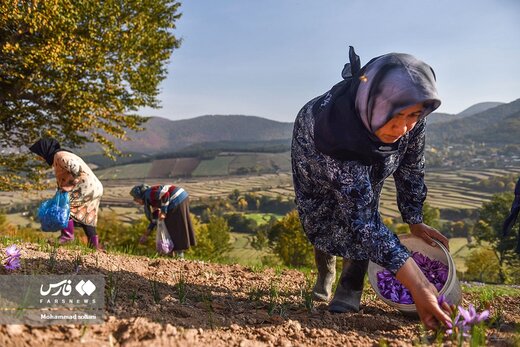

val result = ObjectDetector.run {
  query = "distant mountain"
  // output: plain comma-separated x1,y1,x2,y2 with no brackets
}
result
465,111,520,144
427,112,453,124
427,102,504,124
88,115,294,154
456,102,505,118
427,99,520,144
80,101,518,160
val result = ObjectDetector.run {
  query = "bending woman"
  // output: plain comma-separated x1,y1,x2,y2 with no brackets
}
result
30,138,103,249
130,184,196,257
291,47,451,329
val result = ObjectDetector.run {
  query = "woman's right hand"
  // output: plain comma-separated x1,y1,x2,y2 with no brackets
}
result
60,185,74,192
396,258,451,330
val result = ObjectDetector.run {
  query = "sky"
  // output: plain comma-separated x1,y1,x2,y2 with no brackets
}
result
139,0,520,123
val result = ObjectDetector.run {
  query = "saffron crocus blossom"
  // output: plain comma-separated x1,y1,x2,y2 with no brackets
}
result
4,245,21,271
377,252,448,304
5,257,21,271
437,294,446,305
445,312,470,337
444,304,490,339
458,304,490,325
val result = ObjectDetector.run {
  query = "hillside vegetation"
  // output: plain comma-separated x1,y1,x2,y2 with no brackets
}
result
427,99,520,145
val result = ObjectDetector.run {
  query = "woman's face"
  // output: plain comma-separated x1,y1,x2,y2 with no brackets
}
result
375,103,423,143
133,198,144,205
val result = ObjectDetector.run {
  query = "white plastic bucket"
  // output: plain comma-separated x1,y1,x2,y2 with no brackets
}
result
367,234,462,315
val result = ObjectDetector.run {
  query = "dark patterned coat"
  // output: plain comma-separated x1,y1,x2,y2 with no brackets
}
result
291,97,427,273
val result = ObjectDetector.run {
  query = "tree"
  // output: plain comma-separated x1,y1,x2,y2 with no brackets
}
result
225,213,257,234
268,210,314,268
0,0,181,190
189,215,232,261
423,202,441,230
237,198,248,211
464,247,501,283
228,189,240,202
472,192,518,283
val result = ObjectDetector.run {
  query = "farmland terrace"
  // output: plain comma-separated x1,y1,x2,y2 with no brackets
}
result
1,168,519,222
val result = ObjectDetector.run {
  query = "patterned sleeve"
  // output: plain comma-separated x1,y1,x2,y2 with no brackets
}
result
333,163,410,273
393,120,427,225
145,207,159,232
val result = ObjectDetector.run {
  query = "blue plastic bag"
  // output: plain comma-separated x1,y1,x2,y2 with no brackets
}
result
38,190,70,232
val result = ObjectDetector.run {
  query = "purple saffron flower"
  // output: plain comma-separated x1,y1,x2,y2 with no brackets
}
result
4,257,21,271
443,304,490,340
5,245,21,258
445,313,470,337
437,294,447,306
160,241,173,254
458,304,490,325
4,244,21,271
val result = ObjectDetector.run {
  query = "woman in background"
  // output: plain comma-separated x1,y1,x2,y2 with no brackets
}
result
130,184,196,258
30,138,103,249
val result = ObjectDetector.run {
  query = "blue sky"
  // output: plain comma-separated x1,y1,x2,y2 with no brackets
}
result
140,0,520,122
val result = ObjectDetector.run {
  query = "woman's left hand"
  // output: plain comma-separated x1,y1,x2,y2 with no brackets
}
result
139,234,149,244
159,213,166,220
410,223,449,250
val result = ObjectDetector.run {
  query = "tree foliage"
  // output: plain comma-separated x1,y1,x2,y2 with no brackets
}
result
423,202,441,230
0,0,181,190
268,210,314,268
464,247,501,283
189,215,232,262
472,192,518,283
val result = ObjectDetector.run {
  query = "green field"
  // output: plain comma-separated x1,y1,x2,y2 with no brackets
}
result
228,232,269,266
192,156,235,176
95,163,152,180
92,152,292,179
243,212,283,225
228,155,259,173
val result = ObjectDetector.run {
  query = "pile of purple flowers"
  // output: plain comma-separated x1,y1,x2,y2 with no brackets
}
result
377,251,449,304
4,245,21,271
159,241,174,254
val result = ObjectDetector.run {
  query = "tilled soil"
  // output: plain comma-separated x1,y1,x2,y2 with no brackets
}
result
0,244,518,346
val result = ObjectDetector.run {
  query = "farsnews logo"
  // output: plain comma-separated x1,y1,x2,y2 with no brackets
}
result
40,279,73,296
75,280,96,296
40,279,96,297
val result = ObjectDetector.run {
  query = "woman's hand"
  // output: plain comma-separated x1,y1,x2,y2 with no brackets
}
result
410,223,449,250
159,212,166,221
396,258,451,330
60,184,75,192
59,179,80,192
139,234,149,244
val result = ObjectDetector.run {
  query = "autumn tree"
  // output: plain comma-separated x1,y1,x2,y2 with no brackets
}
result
0,0,181,190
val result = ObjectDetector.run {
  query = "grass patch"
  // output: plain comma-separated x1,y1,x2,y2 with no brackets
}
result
242,212,283,225
462,283,520,297
192,156,234,177
228,232,268,266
